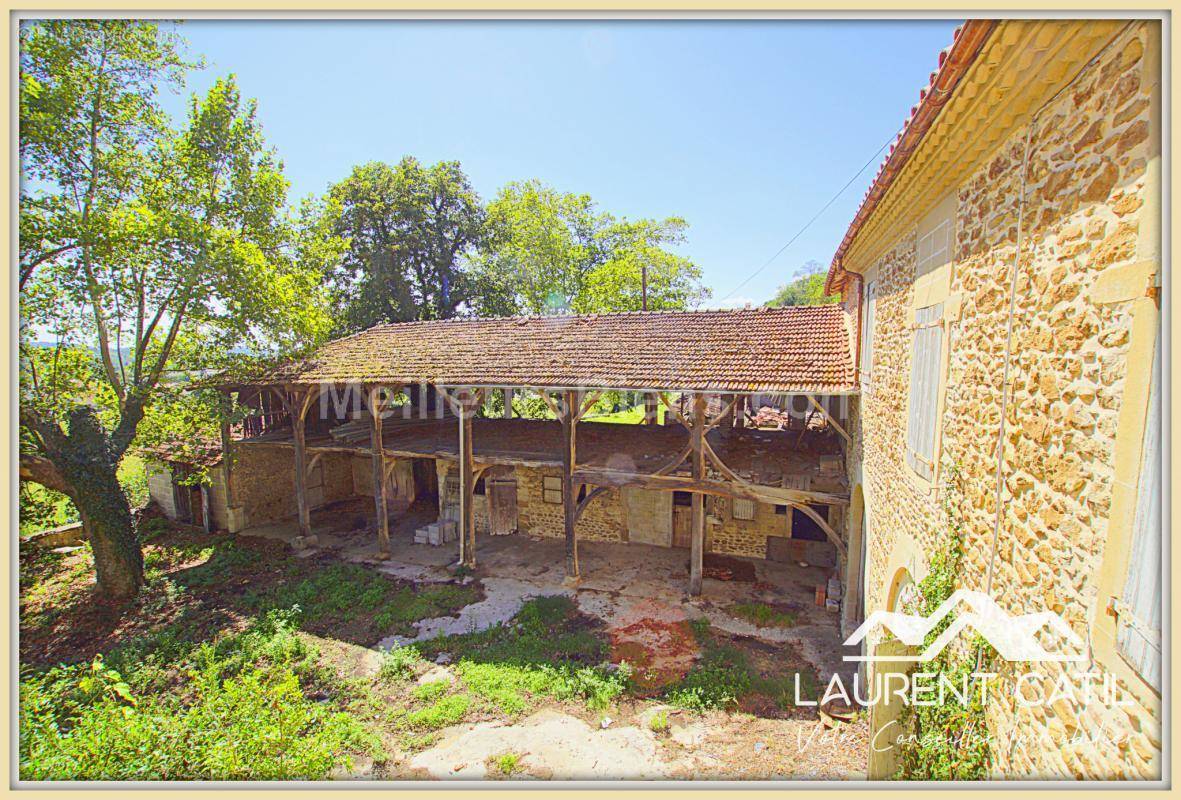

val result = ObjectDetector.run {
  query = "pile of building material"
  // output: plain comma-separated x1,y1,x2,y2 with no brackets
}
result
414,519,458,546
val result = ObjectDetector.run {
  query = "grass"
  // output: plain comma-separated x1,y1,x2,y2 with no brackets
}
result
583,406,646,424
19,609,379,780
404,693,472,731
728,602,798,629
417,596,630,713
492,752,523,776
648,710,670,733
664,618,816,712
248,563,479,639
19,453,148,538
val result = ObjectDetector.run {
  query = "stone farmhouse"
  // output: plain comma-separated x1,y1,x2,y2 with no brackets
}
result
826,19,1162,779
145,17,1163,781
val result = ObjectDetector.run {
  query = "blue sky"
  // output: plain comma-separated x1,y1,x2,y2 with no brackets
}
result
166,18,962,307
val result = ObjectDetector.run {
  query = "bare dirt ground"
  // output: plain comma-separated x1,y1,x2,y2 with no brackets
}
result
20,511,867,782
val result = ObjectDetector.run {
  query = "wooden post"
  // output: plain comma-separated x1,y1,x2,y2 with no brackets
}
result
689,393,707,596
643,393,658,425
369,386,391,559
561,390,579,579
734,394,747,428
218,391,235,509
503,387,513,419
291,390,313,541
457,389,477,567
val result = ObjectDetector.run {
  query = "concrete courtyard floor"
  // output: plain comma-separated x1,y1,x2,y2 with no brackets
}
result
242,501,867,780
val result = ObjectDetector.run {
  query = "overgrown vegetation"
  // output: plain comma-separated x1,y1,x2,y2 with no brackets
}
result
416,596,631,713
894,472,994,780
665,618,816,712
20,609,378,780
249,563,478,639
729,601,798,629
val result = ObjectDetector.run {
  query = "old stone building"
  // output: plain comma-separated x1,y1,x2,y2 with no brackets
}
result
150,307,856,596
827,20,1162,779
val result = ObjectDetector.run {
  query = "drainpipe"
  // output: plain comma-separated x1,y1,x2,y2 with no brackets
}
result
982,25,1134,598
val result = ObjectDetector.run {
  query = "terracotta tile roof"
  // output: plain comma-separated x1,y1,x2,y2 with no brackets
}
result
227,306,856,394
825,20,997,293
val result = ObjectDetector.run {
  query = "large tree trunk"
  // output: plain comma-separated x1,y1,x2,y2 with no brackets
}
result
24,405,145,599
72,467,143,599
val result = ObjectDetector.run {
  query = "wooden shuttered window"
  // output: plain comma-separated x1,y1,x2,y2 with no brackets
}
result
1116,323,1162,690
860,281,877,386
732,498,755,521
905,303,944,481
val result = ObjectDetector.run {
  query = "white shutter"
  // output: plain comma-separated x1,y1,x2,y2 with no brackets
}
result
732,498,755,521
906,303,944,481
861,281,877,386
1116,323,1162,689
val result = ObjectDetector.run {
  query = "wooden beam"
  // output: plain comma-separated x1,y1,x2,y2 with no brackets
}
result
657,393,691,428
806,394,852,446
643,393,659,425
574,485,610,523
571,467,850,508
561,389,579,579
218,391,235,509
502,387,513,419
459,399,475,566
291,388,313,540
690,393,706,596
576,390,604,422
707,396,739,429
369,385,391,559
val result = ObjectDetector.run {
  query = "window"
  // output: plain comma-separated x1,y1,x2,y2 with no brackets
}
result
916,217,952,281
860,280,877,386
542,475,562,505
1115,324,1162,690
906,302,945,481
474,477,486,496
673,491,692,507
774,504,788,516
732,498,755,521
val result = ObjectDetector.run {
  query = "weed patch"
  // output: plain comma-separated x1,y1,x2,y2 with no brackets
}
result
728,602,798,629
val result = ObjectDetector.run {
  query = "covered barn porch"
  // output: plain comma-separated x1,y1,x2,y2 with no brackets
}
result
207,307,859,598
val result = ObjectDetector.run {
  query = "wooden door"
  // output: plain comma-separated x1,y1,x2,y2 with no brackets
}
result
488,479,518,536
671,491,692,549
623,488,672,547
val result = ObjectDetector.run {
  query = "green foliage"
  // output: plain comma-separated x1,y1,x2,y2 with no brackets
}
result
19,609,376,780
327,158,486,329
472,179,709,316
249,563,478,637
379,645,425,683
411,680,450,702
728,602,798,629
418,596,628,713
666,619,814,712
895,471,993,780
767,261,839,307
647,709,670,733
492,752,522,776
404,693,472,731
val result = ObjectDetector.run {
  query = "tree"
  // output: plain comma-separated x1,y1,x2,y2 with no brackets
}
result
473,180,707,315
327,158,486,330
19,21,330,598
767,260,839,307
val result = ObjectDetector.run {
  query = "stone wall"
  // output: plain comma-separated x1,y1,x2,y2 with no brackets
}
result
847,22,1160,780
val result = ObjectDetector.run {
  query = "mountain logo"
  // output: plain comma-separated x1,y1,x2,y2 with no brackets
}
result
843,589,1087,663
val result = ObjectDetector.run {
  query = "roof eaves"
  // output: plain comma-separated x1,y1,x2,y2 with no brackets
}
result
824,19,998,295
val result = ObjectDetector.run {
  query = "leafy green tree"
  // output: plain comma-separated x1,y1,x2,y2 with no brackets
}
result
473,180,707,316
328,158,486,330
19,21,330,598
767,260,839,307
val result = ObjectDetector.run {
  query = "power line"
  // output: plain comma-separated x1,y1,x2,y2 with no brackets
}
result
718,137,894,303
